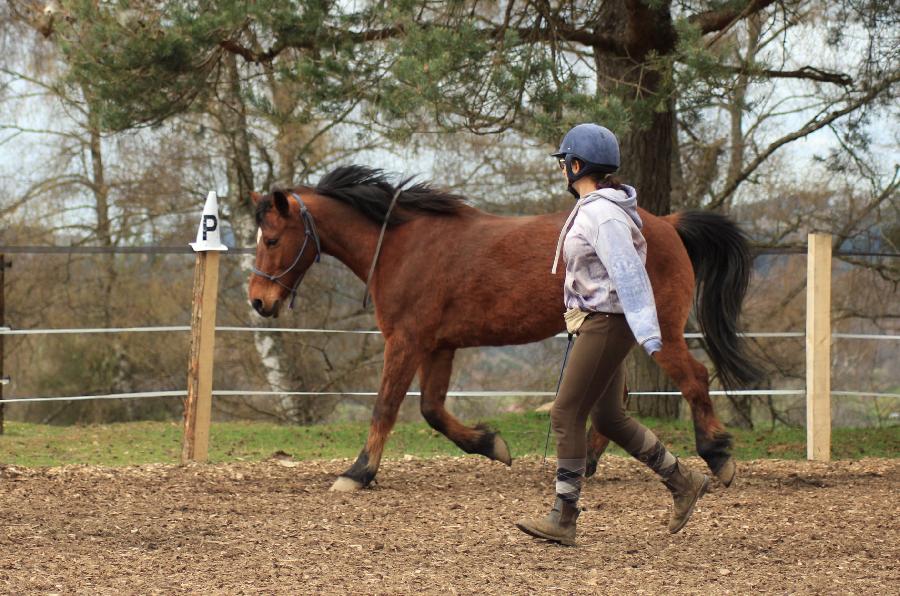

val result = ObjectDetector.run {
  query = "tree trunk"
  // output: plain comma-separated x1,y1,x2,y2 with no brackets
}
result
221,53,255,224
594,1,681,417
219,53,292,412
89,109,133,422
266,65,301,187
618,103,675,216
217,53,341,424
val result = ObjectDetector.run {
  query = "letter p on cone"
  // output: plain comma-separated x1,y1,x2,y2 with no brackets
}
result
190,191,228,252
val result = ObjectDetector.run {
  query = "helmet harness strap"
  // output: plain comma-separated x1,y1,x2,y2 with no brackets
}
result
565,154,617,199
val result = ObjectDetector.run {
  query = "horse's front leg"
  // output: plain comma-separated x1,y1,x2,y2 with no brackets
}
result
330,336,422,492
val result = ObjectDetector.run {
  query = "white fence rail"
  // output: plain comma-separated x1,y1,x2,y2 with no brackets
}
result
2,326,898,341
1,388,897,406
1,233,898,462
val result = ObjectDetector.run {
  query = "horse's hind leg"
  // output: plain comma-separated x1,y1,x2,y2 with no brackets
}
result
331,336,422,492
655,339,736,486
585,381,633,477
585,425,611,478
419,349,512,465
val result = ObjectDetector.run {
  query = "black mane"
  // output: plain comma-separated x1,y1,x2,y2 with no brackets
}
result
313,165,467,226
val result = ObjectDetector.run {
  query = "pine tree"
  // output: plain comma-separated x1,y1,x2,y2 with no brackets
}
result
27,0,898,420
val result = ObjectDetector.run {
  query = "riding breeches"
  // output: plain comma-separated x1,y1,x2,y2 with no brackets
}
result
551,313,677,504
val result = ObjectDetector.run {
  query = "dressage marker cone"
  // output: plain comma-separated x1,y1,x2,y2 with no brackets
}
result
190,191,228,252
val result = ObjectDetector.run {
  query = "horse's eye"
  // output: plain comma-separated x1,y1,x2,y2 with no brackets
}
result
265,238,278,248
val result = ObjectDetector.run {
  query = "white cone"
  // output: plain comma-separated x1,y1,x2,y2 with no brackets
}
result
189,191,228,252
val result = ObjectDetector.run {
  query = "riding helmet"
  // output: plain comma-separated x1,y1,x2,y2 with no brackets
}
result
552,123,620,197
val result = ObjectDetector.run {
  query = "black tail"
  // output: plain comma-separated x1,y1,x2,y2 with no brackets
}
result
675,211,763,389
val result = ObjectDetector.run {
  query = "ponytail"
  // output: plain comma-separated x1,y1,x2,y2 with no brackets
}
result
594,173,624,190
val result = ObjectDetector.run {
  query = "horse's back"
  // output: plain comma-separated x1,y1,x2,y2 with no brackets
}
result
396,210,568,347
380,206,694,348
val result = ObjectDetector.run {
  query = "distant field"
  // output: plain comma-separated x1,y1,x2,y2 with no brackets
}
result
0,412,897,467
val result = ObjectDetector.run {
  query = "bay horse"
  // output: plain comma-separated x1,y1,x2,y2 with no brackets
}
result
248,166,761,492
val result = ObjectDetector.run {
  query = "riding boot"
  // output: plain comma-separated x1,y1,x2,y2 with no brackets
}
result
663,460,710,534
515,497,580,546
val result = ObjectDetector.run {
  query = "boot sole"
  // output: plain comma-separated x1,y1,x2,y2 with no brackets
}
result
669,475,710,534
514,522,576,547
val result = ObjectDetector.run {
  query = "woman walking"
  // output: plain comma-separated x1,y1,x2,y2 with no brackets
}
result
515,124,710,546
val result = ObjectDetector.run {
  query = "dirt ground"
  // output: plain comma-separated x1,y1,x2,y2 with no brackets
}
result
0,455,896,595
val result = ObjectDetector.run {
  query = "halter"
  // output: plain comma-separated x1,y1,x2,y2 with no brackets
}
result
251,192,321,309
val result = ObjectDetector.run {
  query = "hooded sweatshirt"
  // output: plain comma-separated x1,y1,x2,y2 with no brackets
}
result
552,185,663,355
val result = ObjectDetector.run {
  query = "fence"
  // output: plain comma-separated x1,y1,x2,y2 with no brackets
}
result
0,233,898,463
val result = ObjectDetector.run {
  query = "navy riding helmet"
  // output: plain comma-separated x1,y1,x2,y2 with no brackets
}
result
552,123,620,197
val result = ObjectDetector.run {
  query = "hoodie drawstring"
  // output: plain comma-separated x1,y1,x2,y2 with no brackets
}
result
551,198,585,274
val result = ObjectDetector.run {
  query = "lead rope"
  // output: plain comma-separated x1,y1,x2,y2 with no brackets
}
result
362,187,403,309
542,332,575,467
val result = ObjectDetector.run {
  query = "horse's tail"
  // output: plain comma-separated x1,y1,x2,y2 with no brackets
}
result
673,211,763,389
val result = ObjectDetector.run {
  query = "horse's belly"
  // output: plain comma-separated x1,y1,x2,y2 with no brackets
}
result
435,290,565,348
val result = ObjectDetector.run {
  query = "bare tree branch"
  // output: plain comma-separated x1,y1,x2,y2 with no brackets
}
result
832,167,900,249
720,65,853,86
708,71,900,208
690,0,781,36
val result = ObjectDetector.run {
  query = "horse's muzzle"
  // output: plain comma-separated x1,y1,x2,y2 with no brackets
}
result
251,298,281,318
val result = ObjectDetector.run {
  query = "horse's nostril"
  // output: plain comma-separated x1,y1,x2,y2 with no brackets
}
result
251,299,263,313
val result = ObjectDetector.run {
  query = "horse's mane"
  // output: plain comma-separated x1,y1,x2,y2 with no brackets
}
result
313,165,467,226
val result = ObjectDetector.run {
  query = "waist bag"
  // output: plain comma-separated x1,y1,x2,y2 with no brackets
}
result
563,307,590,335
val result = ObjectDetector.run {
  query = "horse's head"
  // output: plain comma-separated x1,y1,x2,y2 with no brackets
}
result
248,190,321,318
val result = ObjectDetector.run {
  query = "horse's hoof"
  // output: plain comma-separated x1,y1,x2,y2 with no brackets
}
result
329,476,365,492
492,434,512,466
715,456,736,487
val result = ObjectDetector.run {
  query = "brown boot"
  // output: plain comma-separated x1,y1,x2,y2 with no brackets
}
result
515,497,580,546
663,460,710,534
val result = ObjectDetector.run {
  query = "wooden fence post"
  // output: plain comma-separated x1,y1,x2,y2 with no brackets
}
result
181,251,221,463
806,233,832,461
0,254,7,435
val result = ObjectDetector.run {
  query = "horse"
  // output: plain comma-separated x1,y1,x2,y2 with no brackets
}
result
248,165,761,492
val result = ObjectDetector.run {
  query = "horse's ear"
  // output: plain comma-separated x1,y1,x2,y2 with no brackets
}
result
272,190,290,216
249,191,262,206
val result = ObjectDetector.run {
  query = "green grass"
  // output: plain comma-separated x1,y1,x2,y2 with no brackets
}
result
0,412,897,467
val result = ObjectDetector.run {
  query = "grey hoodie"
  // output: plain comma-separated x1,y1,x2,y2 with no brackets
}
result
552,185,663,355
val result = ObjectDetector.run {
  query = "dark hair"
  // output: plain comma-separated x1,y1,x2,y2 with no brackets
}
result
593,173,624,190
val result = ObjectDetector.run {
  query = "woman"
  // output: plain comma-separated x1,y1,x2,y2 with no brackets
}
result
515,123,710,546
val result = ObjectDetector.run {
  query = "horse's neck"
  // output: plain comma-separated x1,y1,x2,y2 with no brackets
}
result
308,195,379,281
306,196,569,280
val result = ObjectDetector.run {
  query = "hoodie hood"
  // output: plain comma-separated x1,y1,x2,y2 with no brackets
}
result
551,183,641,275
578,184,642,229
